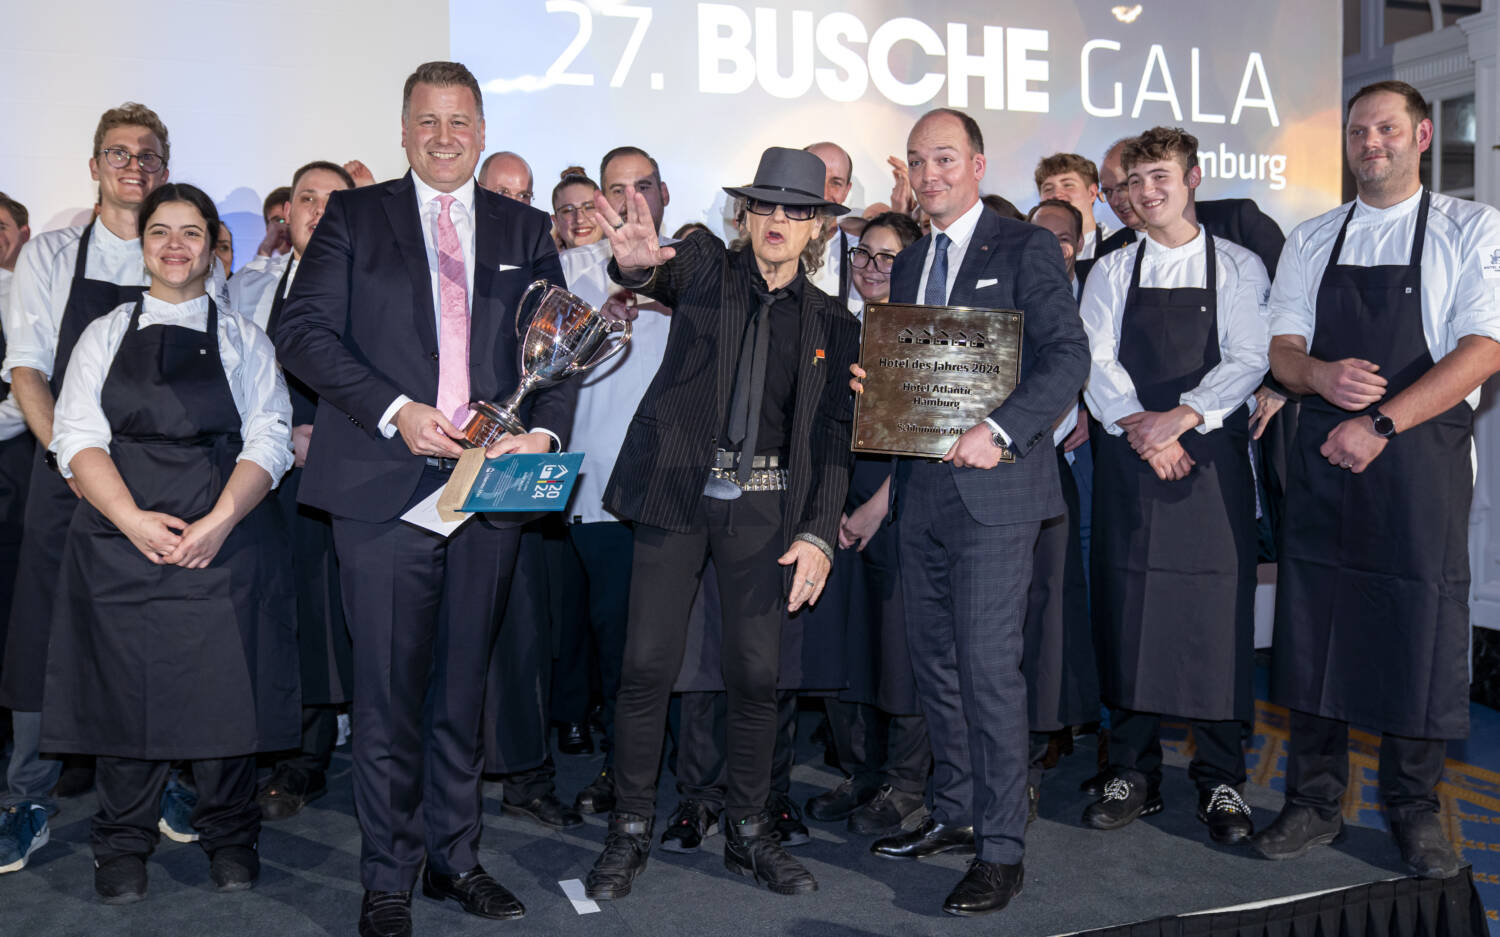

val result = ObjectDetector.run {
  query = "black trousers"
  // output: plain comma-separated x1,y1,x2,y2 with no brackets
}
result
613,493,786,823
1108,708,1246,791
333,467,521,892
568,521,634,756
1286,709,1445,820
676,690,803,813
545,522,591,725
94,755,257,863
268,704,339,784
826,699,930,795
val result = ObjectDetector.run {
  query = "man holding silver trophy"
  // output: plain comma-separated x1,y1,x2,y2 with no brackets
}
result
580,146,859,901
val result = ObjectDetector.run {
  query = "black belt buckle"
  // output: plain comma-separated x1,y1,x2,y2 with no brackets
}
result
425,456,459,472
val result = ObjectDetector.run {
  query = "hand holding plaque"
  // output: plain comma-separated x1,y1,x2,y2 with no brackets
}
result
852,302,1023,460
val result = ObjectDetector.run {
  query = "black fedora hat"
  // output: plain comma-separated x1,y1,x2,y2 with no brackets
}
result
723,147,850,217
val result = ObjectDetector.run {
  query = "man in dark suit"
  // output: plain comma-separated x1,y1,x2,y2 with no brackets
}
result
852,108,1090,917
274,61,575,937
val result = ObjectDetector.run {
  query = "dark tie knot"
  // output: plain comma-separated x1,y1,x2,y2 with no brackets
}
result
753,286,789,313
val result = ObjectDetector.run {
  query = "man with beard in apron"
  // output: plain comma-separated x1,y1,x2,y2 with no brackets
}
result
1079,127,1269,845
42,183,298,902
1254,80,1500,879
0,103,168,874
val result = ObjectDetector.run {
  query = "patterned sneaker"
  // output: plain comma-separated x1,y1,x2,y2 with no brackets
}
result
660,799,719,854
0,803,51,873
159,776,200,843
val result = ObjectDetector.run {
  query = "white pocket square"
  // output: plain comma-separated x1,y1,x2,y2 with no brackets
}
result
497,263,521,272
975,278,998,289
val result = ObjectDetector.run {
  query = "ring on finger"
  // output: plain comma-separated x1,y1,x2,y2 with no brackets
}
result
804,578,816,587
612,219,625,230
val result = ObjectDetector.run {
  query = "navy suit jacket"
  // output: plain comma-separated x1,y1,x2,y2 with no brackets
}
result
890,207,1090,525
273,172,574,523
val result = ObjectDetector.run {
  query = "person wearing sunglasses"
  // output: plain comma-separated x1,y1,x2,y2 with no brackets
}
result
0,103,172,877
581,146,857,902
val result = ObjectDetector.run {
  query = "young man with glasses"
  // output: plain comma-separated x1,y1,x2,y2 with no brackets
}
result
0,102,170,874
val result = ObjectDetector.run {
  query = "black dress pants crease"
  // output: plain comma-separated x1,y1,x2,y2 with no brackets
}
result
1286,708,1446,820
613,492,786,823
93,755,258,862
333,466,520,892
1108,708,1246,790
826,699,931,795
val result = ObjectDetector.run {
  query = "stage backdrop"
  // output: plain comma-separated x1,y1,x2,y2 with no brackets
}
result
0,1,1339,269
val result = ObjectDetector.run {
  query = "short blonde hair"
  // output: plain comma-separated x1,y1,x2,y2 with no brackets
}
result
94,102,170,165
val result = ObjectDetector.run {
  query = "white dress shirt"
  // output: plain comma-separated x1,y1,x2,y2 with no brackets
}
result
227,252,294,332
1269,188,1500,409
2,223,148,383
0,269,28,441
560,238,673,524
52,293,293,483
810,228,864,320
1077,223,1109,262
1080,226,1271,435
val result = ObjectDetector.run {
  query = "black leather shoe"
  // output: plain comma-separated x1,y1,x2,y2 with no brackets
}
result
505,792,583,830
660,799,719,854
724,812,818,895
585,813,653,900
942,859,1023,916
1082,770,1162,830
871,816,975,860
768,792,811,847
209,845,259,892
556,721,594,756
1078,770,1111,797
574,768,615,814
421,864,524,920
1197,785,1254,845
358,889,413,937
94,854,147,904
257,763,327,822
849,785,927,836
1390,811,1462,879
1250,804,1343,860
806,778,875,822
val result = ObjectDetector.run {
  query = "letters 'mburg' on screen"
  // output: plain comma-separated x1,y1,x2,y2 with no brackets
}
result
853,303,1024,460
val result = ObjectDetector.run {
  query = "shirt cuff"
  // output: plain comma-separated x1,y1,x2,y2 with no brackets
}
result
235,451,290,489
1,353,53,386
1178,395,1221,433
983,417,1012,446
615,266,657,290
379,395,412,439
794,532,834,563
528,427,561,451
56,440,110,479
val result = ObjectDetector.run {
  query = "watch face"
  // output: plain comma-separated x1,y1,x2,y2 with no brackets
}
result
1373,414,1395,436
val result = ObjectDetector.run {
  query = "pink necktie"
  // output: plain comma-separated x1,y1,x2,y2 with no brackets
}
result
435,194,471,426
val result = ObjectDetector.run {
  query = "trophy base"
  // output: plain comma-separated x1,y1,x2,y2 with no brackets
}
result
460,400,527,449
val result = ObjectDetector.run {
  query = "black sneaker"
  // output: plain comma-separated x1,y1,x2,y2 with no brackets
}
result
257,763,327,822
805,778,876,822
209,844,260,892
1197,785,1254,845
723,813,818,895
585,813,653,901
504,792,583,830
767,792,811,846
1250,804,1343,861
1390,810,1462,879
1082,770,1162,830
95,854,148,904
660,799,719,854
849,785,928,836
574,768,615,815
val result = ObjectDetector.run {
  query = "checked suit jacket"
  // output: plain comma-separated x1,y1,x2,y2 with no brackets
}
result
889,205,1090,525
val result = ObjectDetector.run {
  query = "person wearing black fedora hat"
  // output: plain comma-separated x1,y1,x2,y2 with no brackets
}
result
579,146,859,900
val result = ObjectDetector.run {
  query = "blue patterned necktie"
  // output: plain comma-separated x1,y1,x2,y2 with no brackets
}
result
924,232,951,305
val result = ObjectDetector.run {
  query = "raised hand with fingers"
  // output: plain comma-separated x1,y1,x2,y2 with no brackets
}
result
589,188,675,273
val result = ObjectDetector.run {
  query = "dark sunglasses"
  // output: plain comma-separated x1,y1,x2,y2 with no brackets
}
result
745,197,818,222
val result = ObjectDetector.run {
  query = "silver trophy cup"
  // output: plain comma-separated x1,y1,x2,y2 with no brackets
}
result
460,280,632,449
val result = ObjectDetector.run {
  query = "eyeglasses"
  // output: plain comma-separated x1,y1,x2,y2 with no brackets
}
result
555,202,595,219
745,198,818,222
849,246,898,273
98,146,165,174
491,186,534,204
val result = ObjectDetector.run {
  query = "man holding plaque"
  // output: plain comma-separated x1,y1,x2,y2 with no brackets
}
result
1078,127,1269,845
851,108,1090,917
581,147,858,901
274,62,574,937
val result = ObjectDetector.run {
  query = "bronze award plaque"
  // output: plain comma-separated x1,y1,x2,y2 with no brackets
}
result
853,303,1023,460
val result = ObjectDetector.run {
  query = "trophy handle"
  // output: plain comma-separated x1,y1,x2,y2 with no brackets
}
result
565,319,633,377
515,279,551,339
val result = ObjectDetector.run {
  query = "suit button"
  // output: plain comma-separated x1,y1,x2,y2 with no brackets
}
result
430,352,439,361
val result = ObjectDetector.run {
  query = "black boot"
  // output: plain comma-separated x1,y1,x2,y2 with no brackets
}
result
584,813,653,901
1250,804,1342,860
723,812,818,895
1389,810,1462,879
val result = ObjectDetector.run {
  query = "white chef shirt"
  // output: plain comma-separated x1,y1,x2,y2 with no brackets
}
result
1268,188,1500,409
227,252,294,333
0,269,28,441
52,293,293,483
1080,226,1270,435
2,223,149,383
1077,223,1109,262
560,238,674,524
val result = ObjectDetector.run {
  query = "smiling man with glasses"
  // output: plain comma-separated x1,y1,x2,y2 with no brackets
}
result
0,102,169,877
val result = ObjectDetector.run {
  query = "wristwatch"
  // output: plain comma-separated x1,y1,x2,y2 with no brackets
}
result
991,431,1007,450
1369,409,1397,439
43,449,60,474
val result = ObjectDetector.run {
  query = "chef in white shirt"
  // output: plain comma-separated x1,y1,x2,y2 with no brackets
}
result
0,193,35,775
560,145,675,816
1078,126,1268,847
1254,80,1500,880
1035,153,1110,262
804,142,862,319
0,104,170,876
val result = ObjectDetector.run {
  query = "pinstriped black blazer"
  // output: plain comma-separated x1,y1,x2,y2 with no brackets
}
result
603,231,859,550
